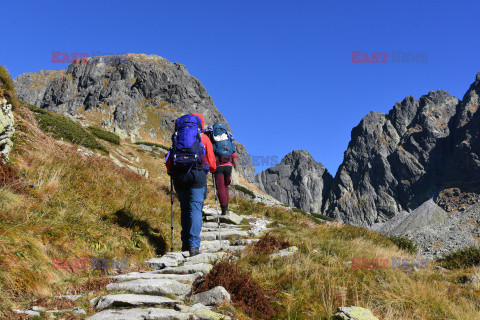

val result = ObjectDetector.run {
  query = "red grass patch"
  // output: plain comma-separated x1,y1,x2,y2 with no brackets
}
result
194,260,276,319
0,162,26,194
252,233,290,255
59,276,113,295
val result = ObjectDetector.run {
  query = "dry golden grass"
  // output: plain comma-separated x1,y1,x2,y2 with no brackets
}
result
232,211,480,320
0,104,186,315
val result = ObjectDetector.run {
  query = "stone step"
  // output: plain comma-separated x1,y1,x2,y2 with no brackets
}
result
199,232,217,241
200,230,249,241
154,263,213,276
86,307,192,320
204,213,243,225
144,252,186,269
183,252,227,266
200,240,230,252
93,294,182,310
232,239,259,246
106,279,190,297
201,227,244,233
110,272,199,284
202,222,243,229
176,303,231,320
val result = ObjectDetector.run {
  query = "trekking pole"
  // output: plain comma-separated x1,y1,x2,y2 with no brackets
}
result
212,173,222,247
234,183,239,208
170,175,174,252
233,168,239,208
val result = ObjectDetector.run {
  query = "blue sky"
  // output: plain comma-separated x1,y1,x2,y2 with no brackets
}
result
3,0,480,175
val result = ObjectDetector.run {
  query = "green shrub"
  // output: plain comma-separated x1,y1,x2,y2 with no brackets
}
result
88,126,121,145
291,207,326,224
292,207,307,214
22,101,48,114
437,246,480,269
26,104,108,153
234,185,256,199
389,235,418,254
134,141,169,151
290,207,334,223
311,212,334,222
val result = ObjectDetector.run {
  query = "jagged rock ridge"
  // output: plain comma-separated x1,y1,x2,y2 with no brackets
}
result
255,150,333,213
13,54,255,181
325,73,480,226
256,72,480,227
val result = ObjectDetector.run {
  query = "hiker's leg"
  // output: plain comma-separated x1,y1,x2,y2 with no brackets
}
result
223,166,233,204
215,168,228,206
176,187,191,250
189,186,205,249
173,172,195,251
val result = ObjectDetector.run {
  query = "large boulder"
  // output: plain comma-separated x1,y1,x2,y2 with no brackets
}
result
0,97,15,162
192,286,231,306
333,306,379,320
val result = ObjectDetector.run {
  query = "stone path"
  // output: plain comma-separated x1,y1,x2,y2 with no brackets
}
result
83,205,269,320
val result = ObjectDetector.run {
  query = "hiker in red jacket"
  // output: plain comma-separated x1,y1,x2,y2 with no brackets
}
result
206,123,237,216
165,113,216,256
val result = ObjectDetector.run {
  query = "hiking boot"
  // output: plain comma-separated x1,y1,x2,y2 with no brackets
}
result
189,248,200,257
182,243,189,252
221,205,228,216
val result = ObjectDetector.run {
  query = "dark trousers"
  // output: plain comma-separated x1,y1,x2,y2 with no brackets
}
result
214,165,232,206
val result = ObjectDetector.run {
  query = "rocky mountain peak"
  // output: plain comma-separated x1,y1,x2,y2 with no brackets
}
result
13,54,255,181
255,150,333,213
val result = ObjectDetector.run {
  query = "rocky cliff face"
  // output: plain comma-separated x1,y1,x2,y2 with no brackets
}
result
0,97,15,162
324,89,461,225
14,54,255,181
256,72,480,227
324,73,480,226
255,150,333,213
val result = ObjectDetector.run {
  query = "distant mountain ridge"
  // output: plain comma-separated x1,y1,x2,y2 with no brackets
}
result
256,72,480,228
13,54,255,181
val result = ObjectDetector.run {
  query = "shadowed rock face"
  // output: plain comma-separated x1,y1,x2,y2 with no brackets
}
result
324,73,480,226
255,150,333,213
13,54,255,181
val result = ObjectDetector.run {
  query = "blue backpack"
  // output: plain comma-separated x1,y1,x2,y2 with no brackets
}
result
169,114,205,172
211,123,235,163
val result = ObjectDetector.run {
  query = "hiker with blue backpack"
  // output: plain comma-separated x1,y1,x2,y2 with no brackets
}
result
165,113,216,257
205,123,237,216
